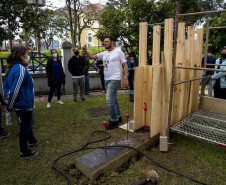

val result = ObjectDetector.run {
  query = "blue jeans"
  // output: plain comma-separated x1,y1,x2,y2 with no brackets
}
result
85,74,89,93
15,110,36,153
105,80,121,122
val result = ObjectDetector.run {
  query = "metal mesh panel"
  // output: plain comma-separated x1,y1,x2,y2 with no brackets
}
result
171,110,226,146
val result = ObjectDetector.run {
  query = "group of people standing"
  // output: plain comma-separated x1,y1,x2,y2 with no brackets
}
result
202,46,226,99
0,35,130,158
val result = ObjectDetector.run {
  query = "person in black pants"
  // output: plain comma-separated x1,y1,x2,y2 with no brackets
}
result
96,58,106,92
46,49,66,108
127,52,139,90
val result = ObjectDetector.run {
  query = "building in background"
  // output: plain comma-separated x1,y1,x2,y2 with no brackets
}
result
80,3,104,47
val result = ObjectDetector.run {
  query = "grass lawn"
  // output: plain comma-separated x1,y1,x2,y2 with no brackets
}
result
0,94,225,185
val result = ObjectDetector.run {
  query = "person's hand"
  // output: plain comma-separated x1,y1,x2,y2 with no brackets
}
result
123,78,128,88
82,45,87,54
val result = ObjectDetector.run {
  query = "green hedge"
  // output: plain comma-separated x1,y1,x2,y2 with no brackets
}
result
0,47,106,65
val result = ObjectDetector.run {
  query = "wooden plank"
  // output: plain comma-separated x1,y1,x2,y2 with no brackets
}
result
176,22,186,122
182,39,190,118
146,66,153,129
161,18,174,136
191,28,203,112
133,66,144,131
142,65,148,126
171,22,185,125
150,66,162,137
139,22,148,67
152,25,161,66
202,97,226,114
187,26,195,115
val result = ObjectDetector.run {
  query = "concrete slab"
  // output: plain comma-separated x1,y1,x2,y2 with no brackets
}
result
76,132,159,181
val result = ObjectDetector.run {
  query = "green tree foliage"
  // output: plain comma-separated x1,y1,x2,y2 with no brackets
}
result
205,13,226,56
96,0,225,53
96,0,173,53
0,0,27,48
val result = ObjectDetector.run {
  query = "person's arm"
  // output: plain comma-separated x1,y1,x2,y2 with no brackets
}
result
4,66,25,111
68,59,73,74
82,45,98,59
122,62,128,88
212,59,226,79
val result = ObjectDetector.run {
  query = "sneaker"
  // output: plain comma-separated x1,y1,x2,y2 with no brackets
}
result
107,120,119,130
47,102,50,108
20,150,38,158
81,98,87,102
57,100,64,104
73,99,77,103
29,139,39,148
118,116,122,123
103,90,106,93
0,130,11,138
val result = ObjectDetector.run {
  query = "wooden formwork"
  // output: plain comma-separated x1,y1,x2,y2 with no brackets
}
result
132,19,204,146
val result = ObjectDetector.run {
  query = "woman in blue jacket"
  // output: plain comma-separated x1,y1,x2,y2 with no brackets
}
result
4,46,38,158
212,46,226,99
127,52,138,90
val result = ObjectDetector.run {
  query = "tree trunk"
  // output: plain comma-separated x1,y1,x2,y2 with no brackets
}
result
73,0,78,47
66,0,74,47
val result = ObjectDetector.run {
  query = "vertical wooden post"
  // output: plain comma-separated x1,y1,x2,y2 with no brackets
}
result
133,22,148,131
192,28,203,112
150,25,162,138
171,22,185,125
153,25,161,65
139,22,148,67
161,18,174,137
187,26,195,115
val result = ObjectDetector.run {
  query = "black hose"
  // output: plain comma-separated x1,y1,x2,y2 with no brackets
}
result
53,130,209,185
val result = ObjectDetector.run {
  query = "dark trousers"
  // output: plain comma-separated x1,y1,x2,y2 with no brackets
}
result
85,74,89,93
214,79,226,99
15,110,36,153
99,69,105,90
48,79,62,102
128,73,134,90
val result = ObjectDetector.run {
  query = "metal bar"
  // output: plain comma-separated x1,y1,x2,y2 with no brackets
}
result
200,20,210,109
206,64,226,66
175,66,226,72
186,81,192,117
167,2,180,137
178,9,226,17
209,26,226,30
174,77,203,85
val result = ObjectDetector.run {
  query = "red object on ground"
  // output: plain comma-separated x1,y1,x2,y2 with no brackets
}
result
218,144,226,148
126,114,129,119
103,121,107,127
144,107,147,111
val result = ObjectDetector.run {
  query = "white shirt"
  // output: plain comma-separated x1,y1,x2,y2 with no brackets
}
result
97,49,126,80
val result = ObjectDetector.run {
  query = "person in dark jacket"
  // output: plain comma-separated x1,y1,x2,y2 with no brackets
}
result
3,46,38,158
46,49,65,108
68,47,86,102
82,50,90,95
201,49,216,97
212,46,226,99
127,52,139,90
96,53,106,92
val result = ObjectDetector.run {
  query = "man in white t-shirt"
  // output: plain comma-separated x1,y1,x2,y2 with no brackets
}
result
82,35,128,129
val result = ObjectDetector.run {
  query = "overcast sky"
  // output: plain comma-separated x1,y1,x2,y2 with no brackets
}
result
46,0,107,9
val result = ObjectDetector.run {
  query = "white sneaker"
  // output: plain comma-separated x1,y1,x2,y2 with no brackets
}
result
47,102,51,108
58,100,64,104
